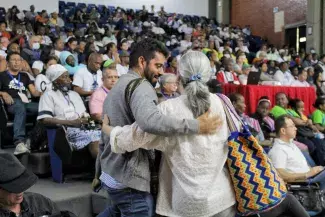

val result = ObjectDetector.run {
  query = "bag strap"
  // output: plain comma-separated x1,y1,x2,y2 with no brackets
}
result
125,78,147,122
216,93,244,132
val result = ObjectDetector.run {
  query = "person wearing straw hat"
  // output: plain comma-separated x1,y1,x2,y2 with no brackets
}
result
37,64,100,158
0,152,60,216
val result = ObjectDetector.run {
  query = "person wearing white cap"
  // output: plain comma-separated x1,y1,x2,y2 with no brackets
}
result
37,64,100,158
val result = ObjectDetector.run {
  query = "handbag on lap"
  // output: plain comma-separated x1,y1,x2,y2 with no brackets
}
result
217,94,287,216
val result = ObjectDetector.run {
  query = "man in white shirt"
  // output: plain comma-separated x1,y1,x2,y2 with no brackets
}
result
73,53,103,98
269,116,325,184
274,62,294,86
116,51,129,76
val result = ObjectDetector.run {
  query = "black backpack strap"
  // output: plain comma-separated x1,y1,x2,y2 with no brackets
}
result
124,78,146,122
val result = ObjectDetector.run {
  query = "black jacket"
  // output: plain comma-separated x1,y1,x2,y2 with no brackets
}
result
0,192,60,217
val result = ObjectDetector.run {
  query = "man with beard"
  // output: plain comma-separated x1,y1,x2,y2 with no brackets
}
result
98,38,219,216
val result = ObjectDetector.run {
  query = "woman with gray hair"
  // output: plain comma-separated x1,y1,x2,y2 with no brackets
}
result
157,73,180,102
101,51,238,217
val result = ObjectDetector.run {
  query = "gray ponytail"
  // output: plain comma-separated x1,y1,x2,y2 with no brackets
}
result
185,80,211,117
179,51,211,117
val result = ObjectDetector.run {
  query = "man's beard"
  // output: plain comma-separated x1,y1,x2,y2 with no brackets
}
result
143,66,159,87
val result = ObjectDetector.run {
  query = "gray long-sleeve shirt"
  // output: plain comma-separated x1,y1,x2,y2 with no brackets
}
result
99,70,199,192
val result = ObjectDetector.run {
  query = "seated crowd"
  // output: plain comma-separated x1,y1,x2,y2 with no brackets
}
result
0,2,325,217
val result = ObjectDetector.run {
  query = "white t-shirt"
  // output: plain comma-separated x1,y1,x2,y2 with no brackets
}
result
290,80,310,87
72,67,103,92
37,90,86,121
268,138,310,173
116,64,129,76
35,74,52,92
274,70,295,86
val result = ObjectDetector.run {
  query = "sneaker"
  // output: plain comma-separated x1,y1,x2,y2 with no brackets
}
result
14,142,30,155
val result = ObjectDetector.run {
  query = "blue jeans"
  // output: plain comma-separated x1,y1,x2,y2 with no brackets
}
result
100,185,154,217
7,98,38,144
309,169,325,190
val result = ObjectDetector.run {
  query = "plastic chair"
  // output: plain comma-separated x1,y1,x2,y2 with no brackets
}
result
66,2,76,8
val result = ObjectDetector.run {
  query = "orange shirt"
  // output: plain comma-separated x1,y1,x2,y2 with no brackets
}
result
35,15,49,24
1,31,11,40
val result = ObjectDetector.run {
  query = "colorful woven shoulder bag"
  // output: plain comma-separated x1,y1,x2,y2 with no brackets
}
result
217,94,287,216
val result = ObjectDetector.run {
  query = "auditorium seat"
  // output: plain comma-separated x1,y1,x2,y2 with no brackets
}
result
66,2,76,8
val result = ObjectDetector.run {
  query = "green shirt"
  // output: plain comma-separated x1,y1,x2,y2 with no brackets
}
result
270,105,288,119
312,109,325,127
286,109,300,118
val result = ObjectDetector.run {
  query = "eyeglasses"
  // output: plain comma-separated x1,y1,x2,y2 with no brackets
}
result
166,82,179,85
9,59,22,63
106,76,119,80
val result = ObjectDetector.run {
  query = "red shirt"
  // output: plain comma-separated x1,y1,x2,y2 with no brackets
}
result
216,70,240,84
0,31,11,40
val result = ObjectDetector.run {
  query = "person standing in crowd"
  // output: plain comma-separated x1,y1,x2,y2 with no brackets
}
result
101,51,310,217
73,52,103,98
38,64,100,158
89,67,119,122
0,52,40,155
116,50,129,76
0,153,62,217
98,40,219,217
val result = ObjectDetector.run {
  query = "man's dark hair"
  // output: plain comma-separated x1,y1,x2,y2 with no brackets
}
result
6,52,20,62
275,115,290,136
313,97,325,109
67,37,78,45
129,38,169,69
106,42,116,53
279,62,287,69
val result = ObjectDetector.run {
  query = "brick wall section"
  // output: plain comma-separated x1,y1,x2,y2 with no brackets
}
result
231,0,307,47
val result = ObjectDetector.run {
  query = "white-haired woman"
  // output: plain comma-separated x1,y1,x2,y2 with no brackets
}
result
37,64,100,158
102,51,237,217
157,73,180,102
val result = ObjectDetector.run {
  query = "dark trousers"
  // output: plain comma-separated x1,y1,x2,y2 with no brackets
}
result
258,194,309,217
7,98,38,144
